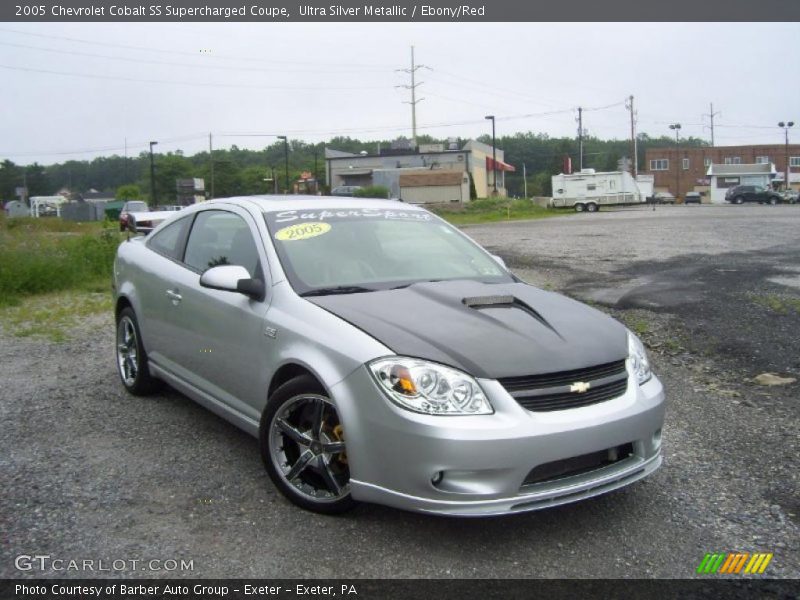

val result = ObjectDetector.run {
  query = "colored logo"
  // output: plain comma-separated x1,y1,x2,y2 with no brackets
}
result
697,552,773,575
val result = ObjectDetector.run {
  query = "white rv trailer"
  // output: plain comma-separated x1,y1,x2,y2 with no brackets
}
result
551,169,652,212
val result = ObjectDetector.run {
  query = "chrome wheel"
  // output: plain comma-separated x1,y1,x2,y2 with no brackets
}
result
116,316,139,387
268,395,349,503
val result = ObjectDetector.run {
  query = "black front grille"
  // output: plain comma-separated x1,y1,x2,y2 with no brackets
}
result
498,359,628,412
513,379,628,411
499,359,626,392
522,442,635,486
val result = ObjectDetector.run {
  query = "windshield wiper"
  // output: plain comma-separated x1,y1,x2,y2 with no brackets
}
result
300,285,376,297
388,279,444,290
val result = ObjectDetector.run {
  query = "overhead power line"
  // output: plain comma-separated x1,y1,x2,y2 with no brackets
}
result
0,27,393,69
0,133,208,158
0,40,391,75
0,63,388,91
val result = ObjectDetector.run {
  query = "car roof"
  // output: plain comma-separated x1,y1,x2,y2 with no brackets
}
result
202,195,421,213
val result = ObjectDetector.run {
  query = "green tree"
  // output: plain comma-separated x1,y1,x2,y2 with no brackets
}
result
25,163,50,197
116,184,142,201
150,153,193,205
0,160,22,200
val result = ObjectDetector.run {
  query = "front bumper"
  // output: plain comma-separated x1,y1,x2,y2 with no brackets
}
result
331,365,665,516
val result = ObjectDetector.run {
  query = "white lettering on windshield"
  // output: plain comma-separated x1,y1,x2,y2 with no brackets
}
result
272,209,431,223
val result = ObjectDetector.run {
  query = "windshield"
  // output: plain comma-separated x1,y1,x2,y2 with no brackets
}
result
264,207,513,295
126,201,148,212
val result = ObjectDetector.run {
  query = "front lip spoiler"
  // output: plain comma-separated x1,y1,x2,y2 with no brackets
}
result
349,451,662,517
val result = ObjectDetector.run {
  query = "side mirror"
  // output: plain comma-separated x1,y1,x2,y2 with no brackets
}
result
491,254,507,269
200,265,265,301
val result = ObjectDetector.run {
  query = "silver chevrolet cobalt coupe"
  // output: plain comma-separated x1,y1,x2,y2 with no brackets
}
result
113,196,665,515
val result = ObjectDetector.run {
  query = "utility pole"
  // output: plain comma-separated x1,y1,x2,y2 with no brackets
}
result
277,136,289,193
778,121,794,192
124,137,128,183
485,115,497,195
149,141,158,205
626,95,637,177
577,107,584,171
396,46,428,146
704,103,721,147
313,145,319,192
208,133,215,199
669,123,681,198
523,163,528,198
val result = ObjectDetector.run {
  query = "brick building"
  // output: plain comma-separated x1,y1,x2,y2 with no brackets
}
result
644,144,800,198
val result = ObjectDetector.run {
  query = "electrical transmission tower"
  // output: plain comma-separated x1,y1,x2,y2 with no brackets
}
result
396,46,430,146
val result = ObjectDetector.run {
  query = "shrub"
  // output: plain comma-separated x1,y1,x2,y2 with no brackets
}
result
0,223,122,305
353,185,390,199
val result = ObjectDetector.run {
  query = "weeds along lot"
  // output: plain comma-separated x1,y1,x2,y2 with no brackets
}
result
430,197,562,225
0,215,123,340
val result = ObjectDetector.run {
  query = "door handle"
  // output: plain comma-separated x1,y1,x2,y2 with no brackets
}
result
166,289,182,303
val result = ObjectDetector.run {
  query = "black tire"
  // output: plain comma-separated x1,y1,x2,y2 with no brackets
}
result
768,196,778,205
116,307,162,395
574,203,585,213
260,375,356,515
586,202,598,213
734,196,744,205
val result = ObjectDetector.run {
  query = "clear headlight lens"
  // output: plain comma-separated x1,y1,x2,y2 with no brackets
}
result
368,357,493,415
628,331,652,385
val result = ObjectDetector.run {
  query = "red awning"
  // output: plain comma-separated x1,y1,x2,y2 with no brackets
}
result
486,156,516,172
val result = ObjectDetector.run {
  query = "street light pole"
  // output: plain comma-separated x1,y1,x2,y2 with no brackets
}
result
313,145,319,193
149,141,158,205
669,124,681,198
485,115,497,195
778,121,794,192
277,136,289,193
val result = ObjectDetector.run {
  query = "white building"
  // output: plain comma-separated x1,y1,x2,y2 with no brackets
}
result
706,163,776,204
325,139,515,201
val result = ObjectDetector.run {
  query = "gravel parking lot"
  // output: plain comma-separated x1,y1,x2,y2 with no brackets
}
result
2,204,798,579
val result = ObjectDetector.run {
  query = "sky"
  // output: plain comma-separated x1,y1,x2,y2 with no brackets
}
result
1,21,800,165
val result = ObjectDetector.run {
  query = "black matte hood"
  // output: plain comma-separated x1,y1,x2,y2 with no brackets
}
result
307,280,628,379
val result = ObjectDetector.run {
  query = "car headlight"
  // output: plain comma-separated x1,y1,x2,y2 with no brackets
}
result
628,331,652,385
368,357,493,415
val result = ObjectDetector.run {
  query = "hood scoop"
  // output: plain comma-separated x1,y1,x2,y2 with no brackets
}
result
462,295,515,308
462,295,562,339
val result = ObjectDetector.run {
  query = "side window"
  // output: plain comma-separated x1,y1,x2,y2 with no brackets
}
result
184,211,261,278
146,216,192,261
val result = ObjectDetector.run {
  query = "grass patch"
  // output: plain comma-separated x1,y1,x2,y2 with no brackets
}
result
0,288,112,342
0,214,123,306
430,198,564,226
622,316,651,337
750,293,800,315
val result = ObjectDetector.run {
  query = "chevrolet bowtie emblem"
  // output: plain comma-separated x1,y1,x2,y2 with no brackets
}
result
570,381,591,393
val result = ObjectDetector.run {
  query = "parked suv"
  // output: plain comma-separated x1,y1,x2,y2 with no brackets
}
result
331,185,363,197
725,185,782,205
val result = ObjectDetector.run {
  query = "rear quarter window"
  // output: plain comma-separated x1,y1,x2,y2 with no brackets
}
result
146,215,192,261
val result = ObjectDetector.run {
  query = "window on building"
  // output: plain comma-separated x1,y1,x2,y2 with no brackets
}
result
682,158,690,170
704,158,712,167
724,157,742,165
790,157,800,167
650,159,669,171
755,156,769,164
